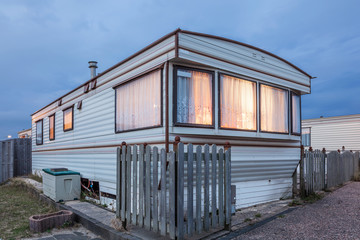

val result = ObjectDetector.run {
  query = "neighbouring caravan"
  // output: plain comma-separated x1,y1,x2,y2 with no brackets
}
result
31,29,312,209
302,114,360,152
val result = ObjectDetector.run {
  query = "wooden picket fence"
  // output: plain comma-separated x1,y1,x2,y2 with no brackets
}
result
116,142,231,239
298,149,360,196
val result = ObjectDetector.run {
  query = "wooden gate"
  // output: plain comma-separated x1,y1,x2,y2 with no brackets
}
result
116,142,232,239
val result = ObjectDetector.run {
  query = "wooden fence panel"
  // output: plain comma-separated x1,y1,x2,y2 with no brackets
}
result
116,143,232,239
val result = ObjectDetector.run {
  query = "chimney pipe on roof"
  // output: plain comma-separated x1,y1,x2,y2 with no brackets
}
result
88,61,98,79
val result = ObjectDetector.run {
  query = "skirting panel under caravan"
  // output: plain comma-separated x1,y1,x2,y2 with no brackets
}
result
231,146,300,208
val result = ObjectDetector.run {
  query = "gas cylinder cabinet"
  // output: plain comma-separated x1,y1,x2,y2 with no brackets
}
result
42,168,81,202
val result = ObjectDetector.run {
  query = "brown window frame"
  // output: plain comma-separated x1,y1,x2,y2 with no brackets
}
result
259,83,290,134
35,119,43,145
218,73,258,132
63,106,74,132
49,114,55,140
114,68,163,134
291,92,301,136
173,65,215,129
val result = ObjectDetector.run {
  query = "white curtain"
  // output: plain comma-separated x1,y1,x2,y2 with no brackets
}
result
63,108,73,130
176,69,212,125
220,75,256,130
260,85,288,133
292,94,301,134
116,70,161,131
36,120,42,144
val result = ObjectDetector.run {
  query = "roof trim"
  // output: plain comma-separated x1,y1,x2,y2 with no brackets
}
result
179,30,312,79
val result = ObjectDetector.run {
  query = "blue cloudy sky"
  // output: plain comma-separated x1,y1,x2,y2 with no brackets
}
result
0,0,359,139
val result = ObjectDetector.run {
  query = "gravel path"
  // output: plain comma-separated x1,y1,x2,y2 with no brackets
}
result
231,182,360,240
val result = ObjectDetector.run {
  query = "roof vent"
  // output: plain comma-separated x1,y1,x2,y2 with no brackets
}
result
88,61,98,79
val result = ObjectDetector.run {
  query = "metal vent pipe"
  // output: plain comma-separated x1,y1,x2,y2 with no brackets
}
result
88,61,98,78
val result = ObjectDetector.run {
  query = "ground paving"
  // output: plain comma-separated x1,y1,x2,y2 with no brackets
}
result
220,182,360,239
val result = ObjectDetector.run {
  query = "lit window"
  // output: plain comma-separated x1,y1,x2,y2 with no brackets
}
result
36,120,43,145
63,106,73,131
115,70,161,132
49,114,55,140
260,84,289,133
292,93,301,134
175,68,213,126
220,74,257,130
302,127,311,146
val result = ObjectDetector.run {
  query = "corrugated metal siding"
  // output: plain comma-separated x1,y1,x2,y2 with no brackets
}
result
302,116,360,151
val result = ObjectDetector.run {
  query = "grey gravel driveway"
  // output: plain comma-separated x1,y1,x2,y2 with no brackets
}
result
228,182,360,240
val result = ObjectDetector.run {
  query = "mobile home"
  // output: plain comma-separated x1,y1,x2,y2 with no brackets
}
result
32,29,312,209
302,114,360,152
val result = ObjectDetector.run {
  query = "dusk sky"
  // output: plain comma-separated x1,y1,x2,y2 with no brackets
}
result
0,0,359,139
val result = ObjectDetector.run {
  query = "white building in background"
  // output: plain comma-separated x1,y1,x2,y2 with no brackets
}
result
18,128,32,138
302,114,360,152
31,29,312,209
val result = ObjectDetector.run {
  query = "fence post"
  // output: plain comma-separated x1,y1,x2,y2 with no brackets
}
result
173,136,180,238
300,145,305,197
177,142,185,239
322,148,327,190
224,144,231,231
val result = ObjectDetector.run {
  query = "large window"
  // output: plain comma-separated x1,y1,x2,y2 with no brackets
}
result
63,106,74,131
260,84,289,133
302,127,311,146
220,74,257,130
175,67,213,126
115,69,161,132
49,114,55,140
36,119,43,145
292,93,301,134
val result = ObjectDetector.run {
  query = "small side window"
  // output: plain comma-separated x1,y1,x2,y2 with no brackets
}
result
63,106,74,132
49,114,55,140
36,119,43,145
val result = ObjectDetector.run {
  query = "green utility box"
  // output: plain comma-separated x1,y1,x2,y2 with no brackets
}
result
42,168,81,202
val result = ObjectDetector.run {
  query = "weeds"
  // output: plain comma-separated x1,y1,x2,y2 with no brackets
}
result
301,193,323,203
278,214,285,218
288,199,302,206
255,213,261,218
28,174,43,183
244,218,252,223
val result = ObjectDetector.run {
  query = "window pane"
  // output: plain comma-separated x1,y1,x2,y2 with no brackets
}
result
116,70,161,132
36,120,43,145
49,115,55,140
63,107,73,131
292,94,301,134
260,85,289,133
220,75,256,130
302,127,311,146
176,69,212,125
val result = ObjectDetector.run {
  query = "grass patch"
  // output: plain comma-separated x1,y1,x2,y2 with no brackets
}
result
278,214,285,218
0,182,54,239
301,193,324,203
255,213,261,218
28,174,43,183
